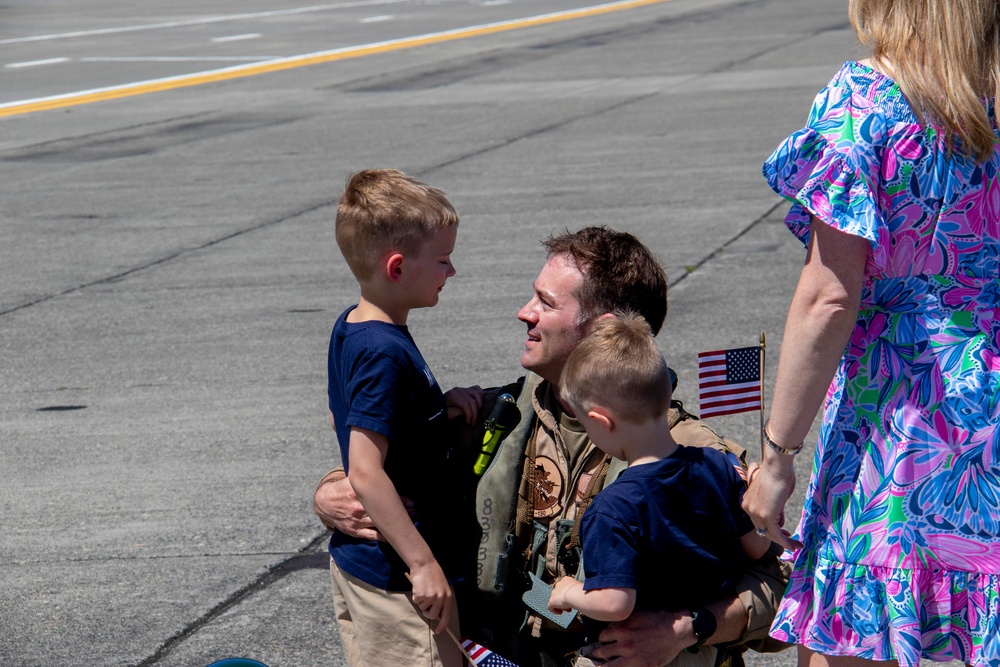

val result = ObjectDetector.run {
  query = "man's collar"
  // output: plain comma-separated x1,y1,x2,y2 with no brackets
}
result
532,379,585,433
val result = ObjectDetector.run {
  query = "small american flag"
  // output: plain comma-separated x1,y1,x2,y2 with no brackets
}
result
698,346,762,418
461,639,520,667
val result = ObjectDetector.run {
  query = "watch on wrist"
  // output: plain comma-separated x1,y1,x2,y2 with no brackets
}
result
686,608,717,653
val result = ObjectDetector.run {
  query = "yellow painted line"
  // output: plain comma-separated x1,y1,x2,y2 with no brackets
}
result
0,0,670,118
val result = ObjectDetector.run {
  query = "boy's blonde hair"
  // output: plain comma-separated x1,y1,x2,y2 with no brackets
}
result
850,0,1000,161
559,312,671,424
335,169,459,280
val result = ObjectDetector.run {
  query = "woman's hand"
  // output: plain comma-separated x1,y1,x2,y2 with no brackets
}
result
743,460,802,551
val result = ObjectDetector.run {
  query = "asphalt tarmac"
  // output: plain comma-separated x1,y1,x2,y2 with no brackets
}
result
1,1,892,665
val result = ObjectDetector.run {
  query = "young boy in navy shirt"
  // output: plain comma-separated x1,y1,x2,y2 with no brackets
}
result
547,313,770,666
327,169,482,667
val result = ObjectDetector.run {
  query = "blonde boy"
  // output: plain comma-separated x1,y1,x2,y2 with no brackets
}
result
327,169,480,667
548,314,769,664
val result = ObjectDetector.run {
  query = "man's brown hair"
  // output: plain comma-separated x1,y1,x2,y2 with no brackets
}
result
335,169,459,280
543,226,668,335
560,312,671,423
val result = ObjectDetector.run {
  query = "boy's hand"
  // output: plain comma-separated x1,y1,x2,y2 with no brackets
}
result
547,576,581,614
409,561,453,633
444,385,484,425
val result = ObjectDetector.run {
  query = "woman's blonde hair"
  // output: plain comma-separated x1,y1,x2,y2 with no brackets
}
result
849,0,1000,161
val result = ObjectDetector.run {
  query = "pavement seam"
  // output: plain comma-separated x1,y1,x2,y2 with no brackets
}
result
0,197,338,318
418,91,663,175
0,111,213,157
669,199,785,289
135,532,331,666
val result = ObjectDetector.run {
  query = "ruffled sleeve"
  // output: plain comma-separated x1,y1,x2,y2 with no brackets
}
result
763,65,891,271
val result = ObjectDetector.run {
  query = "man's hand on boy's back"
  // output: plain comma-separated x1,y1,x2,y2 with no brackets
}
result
313,386,480,538
314,469,415,540
591,609,697,666
444,385,484,424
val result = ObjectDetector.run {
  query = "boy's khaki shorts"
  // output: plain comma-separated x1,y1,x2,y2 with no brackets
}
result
329,557,464,667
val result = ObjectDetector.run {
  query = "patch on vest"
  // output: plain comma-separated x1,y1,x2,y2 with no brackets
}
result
532,455,563,518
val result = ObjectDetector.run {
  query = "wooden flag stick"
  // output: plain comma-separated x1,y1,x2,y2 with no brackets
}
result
446,628,476,667
759,331,767,458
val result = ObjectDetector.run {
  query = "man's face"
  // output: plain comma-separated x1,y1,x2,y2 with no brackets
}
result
517,254,589,385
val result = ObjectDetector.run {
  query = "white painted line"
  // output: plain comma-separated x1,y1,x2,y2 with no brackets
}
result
79,56,274,62
481,0,512,5
211,33,262,42
359,15,394,23
0,0,407,45
5,57,71,69
0,0,671,116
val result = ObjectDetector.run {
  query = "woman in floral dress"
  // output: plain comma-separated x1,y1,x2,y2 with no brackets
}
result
743,1,1000,666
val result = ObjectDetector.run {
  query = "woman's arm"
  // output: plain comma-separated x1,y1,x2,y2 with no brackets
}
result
741,530,772,560
743,217,869,549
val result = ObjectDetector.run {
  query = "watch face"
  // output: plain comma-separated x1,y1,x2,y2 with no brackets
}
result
692,608,718,641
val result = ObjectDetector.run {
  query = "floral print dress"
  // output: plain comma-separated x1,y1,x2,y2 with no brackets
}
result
763,61,1000,666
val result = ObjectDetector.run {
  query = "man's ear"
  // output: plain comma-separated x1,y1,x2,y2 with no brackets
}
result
587,406,615,433
384,253,404,282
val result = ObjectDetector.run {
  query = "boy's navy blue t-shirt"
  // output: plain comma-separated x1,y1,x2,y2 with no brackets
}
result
580,445,754,611
326,306,470,592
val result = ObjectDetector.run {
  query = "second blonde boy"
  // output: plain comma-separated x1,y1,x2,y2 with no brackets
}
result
548,313,769,665
326,169,481,667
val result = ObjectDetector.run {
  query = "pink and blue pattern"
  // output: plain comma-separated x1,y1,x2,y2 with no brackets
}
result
763,61,1000,666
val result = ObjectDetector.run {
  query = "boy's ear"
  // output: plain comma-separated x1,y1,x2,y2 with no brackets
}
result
384,253,405,282
587,407,615,433
582,312,616,335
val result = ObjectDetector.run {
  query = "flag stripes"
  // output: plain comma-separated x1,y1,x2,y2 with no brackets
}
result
698,346,762,418
461,638,519,666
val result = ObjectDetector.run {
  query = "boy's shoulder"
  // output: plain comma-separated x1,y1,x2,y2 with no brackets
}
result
675,443,740,469
330,317,426,370
675,445,744,481
619,448,742,501
333,311,413,352
585,476,640,524
672,447,747,504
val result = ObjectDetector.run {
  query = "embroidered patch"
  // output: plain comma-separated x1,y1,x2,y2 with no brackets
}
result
533,455,563,518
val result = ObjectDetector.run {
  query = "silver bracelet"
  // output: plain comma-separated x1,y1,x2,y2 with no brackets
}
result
763,420,803,456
